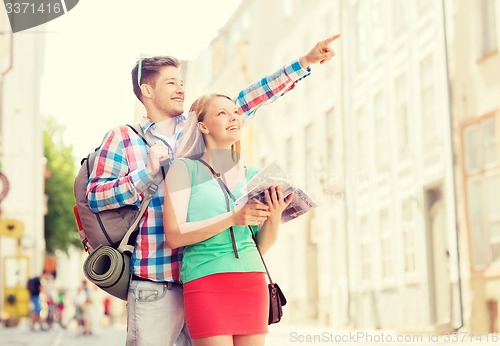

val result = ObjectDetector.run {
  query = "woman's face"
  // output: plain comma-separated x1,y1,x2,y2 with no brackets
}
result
199,96,241,146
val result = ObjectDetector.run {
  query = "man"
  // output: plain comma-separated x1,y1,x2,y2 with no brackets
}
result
87,34,340,346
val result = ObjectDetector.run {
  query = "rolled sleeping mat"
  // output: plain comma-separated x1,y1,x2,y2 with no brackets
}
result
83,245,130,301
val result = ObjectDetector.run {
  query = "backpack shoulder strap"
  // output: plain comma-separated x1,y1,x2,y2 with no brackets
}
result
126,124,155,147
116,124,164,254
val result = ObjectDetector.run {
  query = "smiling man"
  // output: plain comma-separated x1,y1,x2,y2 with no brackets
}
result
86,33,340,346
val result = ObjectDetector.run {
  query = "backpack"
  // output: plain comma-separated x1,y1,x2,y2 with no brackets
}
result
73,124,161,254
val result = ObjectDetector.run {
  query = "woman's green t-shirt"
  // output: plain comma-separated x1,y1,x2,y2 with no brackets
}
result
175,158,265,283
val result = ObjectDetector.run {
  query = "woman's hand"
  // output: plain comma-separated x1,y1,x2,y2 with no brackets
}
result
253,186,293,223
231,203,271,226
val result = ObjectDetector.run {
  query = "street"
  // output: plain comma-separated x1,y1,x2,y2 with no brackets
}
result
1,320,499,346
0,321,125,346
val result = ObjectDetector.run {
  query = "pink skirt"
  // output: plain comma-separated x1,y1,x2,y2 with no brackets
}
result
183,272,268,339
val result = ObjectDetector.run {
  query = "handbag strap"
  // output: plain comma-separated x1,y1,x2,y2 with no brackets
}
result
198,158,275,285
198,159,239,258
246,221,276,286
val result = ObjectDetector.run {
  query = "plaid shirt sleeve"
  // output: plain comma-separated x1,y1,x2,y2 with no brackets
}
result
235,59,311,121
86,126,154,212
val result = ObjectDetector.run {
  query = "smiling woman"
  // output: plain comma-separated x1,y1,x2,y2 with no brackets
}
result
175,94,240,160
162,91,294,343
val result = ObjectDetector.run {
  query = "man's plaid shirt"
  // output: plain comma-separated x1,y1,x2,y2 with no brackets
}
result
87,59,311,282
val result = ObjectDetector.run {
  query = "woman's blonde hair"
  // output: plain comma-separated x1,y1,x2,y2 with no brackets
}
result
176,94,241,161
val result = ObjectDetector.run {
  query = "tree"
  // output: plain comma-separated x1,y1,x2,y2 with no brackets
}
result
43,117,80,254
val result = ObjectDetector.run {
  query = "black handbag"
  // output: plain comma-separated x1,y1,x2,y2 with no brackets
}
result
198,159,287,324
268,282,287,324
254,238,287,324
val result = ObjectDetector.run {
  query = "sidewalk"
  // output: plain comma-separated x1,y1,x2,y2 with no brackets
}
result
2,319,498,346
0,320,126,346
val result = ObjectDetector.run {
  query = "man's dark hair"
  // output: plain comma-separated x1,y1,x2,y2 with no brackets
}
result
131,56,180,102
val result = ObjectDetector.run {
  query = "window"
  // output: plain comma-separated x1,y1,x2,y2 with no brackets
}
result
222,34,232,69
374,92,389,169
305,123,315,188
353,2,368,69
242,12,250,31
395,74,410,156
283,0,293,18
467,174,500,269
379,209,394,279
486,174,500,261
464,125,482,173
357,106,368,171
463,115,500,269
371,0,385,53
324,11,336,79
285,136,294,172
210,38,225,78
325,10,333,37
325,109,335,171
392,0,407,37
483,118,498,166
230,26,240,45
420,54,437,144
402,199,416,274
464,117,498,174
417,0,433,17
468,177,488,268
478,0,498,57
359,216,371,282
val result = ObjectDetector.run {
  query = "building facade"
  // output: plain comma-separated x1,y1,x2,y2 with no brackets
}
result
448,0,500,334
341,0,461,331
183,0,500,334
0,17,46,321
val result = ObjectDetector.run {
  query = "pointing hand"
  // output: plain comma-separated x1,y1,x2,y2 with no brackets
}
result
300,33,341,67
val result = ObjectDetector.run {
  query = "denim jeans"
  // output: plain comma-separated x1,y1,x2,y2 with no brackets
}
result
126,279,192,346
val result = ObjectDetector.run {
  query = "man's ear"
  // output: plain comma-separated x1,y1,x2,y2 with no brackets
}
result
198,122,209,134
140,84,153,99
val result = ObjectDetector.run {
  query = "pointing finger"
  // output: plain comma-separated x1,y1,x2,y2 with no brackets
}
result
322,33,341,46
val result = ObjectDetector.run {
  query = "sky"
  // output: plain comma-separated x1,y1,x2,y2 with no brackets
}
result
40,0,243,162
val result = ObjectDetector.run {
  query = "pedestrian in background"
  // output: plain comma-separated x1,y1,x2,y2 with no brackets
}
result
27,275,44,332
74,280,92,336
103,295,111,326
41,271,57,330
55,288,66,329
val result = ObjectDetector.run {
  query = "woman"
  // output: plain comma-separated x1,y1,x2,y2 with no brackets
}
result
163,93,292,346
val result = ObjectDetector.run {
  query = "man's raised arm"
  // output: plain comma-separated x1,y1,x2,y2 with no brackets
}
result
234,34,341,120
